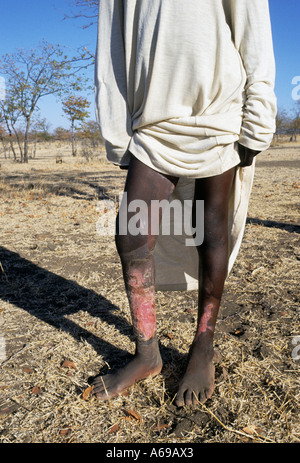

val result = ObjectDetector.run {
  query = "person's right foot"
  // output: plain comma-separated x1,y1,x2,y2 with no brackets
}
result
91,338,162,401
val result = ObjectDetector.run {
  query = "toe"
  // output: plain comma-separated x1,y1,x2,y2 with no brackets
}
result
192,391,200,406
184,389,193,406
205,385,214,401
175,395,184,408
175,385,186,407
91,376,108,395
95,390,110,401
199,389,207,404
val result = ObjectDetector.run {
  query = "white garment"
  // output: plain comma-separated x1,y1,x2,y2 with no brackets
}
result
153,158,255,290
94,0,277,290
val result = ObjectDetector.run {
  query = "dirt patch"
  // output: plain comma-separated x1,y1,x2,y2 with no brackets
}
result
0,142,299,443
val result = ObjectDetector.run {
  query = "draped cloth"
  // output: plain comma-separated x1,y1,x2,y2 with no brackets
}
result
154,160,255,291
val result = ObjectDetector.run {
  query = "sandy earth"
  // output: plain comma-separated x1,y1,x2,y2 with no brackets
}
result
0,139,299,443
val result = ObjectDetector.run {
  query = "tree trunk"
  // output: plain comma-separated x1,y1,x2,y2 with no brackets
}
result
24,137,29,163
0,137,8,158
71,120,77,156
12,127,24,162
23,116,32,163
3,117,17,160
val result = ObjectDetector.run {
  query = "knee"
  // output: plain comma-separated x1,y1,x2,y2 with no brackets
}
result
115,217,153,259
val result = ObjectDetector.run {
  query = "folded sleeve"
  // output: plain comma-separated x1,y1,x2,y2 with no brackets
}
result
94,0,132,166
228,0,277,151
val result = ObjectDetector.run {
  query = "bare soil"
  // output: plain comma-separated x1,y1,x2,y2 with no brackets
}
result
0,139,299,443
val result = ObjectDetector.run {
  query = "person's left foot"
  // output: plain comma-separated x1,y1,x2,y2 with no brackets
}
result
175,335,216,407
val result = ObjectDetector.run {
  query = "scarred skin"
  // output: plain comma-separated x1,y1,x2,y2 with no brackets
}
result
91,160,176,400
126,264,156,341
92,146,259,405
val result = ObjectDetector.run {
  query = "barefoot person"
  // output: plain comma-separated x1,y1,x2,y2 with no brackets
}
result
93,0,277,406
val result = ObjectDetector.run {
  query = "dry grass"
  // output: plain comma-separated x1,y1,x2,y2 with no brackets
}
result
0,139,299,443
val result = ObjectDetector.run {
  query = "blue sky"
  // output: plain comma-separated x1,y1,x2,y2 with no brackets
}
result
0,0,97,130
1,0,299,130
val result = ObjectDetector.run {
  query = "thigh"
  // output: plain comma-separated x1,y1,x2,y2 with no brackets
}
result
116,156,179,253
193,168,236,240
194,168,235,206
124,156,178,203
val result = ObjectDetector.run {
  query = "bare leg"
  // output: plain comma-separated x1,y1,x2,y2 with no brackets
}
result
176,167,236,407
92,156,178,400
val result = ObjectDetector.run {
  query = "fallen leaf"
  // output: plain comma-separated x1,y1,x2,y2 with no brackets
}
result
109,424,119,434
61,360,76,370
242,425,264,436
32,386,42,395
156,421,170,431
23,367,34,374
60,428,72,436
123,409,142,422
85,321,94,327
82,385,94,400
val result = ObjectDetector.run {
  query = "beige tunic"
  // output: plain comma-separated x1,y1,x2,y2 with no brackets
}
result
95,0,277,290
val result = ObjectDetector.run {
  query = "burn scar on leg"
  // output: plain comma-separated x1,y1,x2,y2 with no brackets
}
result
91,157,179,402
129,287,156,341
196,303,215,336
91,245,161,400
121,245,157,342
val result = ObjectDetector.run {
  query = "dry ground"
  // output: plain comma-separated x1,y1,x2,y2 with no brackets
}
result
0,139,299,444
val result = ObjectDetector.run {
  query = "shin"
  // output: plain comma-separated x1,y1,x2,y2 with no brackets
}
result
116,156,178,345
195,167,236,340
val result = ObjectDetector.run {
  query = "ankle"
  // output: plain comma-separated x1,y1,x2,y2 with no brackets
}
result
135,335,161,362
193,331,214,353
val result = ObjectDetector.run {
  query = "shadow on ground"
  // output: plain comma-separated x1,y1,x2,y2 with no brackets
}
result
0,246,183,385
246,217,300,234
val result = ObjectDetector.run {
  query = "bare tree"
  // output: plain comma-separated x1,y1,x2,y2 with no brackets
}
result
0,123,9,159
290,101,300,141
65,0,99,28
62,95,90,156
30,116,52,158
0,40,91,163
275,108,291,141
0,86,22,161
